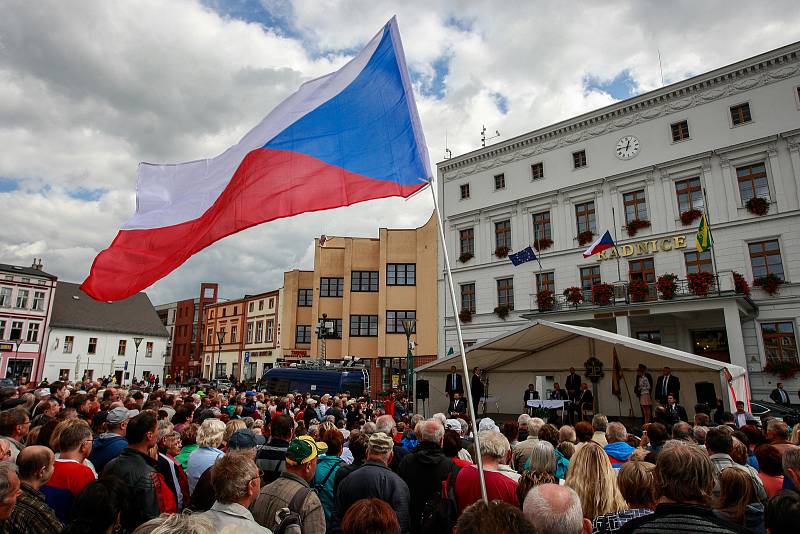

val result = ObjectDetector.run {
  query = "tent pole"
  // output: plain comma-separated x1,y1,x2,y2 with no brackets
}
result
427,178,488,503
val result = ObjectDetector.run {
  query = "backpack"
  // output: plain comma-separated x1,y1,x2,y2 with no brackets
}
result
314,460,345,493
420,462,460,532
273,485,312,534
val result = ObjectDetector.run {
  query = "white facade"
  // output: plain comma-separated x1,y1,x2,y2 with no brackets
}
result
42,328,167,383
437,41,800,401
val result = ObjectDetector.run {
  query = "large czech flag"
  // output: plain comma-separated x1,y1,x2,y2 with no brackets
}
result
81,17,430,301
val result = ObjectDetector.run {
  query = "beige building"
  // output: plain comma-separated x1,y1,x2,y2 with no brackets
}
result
242,290,280,381
203,299,245,380
281,214,439,393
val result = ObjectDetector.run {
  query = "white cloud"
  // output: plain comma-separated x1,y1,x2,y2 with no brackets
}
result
1,0,799,304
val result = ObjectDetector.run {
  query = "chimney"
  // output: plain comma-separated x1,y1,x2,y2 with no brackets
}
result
31,258,43,271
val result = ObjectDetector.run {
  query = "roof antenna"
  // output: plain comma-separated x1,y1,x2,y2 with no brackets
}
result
481,125,500,148
658,49,665,86
445,130,452,159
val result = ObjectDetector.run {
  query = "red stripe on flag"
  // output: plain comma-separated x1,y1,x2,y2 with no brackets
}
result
81,148,425,301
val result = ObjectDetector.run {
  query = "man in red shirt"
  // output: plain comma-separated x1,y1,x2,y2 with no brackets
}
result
42,423,96,522
455,430,518,513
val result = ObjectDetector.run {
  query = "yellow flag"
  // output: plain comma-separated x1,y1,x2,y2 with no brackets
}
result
696,212,712,252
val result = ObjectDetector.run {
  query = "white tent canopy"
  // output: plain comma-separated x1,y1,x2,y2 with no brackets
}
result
416,320,749,419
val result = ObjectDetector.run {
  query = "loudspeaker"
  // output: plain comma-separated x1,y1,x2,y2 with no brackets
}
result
416,379,429,400
695,381,717,408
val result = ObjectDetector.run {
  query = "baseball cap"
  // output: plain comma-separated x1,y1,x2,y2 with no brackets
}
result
368,432,394,454
34,388,50,398
478,417,500,433
228,428,259,450
444,419,461,431
245,391,257,398
107,407,139,425
285,435,325,465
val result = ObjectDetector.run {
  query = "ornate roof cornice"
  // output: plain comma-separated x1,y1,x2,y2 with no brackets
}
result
438,42,800,180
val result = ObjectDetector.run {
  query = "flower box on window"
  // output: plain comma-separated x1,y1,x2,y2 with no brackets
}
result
534,238,553,251
494,305,510,319
458,309,473,323
591,283,614,306
536,290,555,312
754,273,783,295
656,273,678,300
680,208,702,226
458,251,474,263
563,287,584,308
577,231,594,246
732,272,751,297
625,219,651,237
495,246,509,259
764,361,800,380
745,197,770,216
628,279,650,302
687,271,715,297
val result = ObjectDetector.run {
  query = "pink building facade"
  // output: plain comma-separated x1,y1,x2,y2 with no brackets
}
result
0,260,57,383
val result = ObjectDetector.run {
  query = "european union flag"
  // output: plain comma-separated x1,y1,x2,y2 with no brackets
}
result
509,246,537,266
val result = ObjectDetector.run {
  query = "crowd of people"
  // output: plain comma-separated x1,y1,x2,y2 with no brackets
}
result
0,377,798,533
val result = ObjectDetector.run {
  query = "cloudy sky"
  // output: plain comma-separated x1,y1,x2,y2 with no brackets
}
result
2,0,800,304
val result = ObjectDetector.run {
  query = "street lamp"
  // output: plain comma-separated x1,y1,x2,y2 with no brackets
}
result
401,318,416,405
216,330,225,379
131,337,143,386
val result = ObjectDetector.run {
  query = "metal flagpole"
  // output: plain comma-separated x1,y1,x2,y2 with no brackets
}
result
701,188,719,276
427,177,489,503
611,207,622,281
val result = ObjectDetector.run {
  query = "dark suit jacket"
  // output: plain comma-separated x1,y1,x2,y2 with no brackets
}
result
565,373,581,397
667,403,688,422
577,389,593,409
448,398,467,416
445,373,464,396
550,389,568,400
771,388,791,406
471,374,485,399
655,374,680,404
524,390,540,402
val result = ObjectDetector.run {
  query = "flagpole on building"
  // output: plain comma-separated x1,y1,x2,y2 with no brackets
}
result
427,177,489,503
611,207,622,281
701,188,719,277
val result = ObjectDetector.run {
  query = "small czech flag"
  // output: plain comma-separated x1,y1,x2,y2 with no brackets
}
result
582,230,616,258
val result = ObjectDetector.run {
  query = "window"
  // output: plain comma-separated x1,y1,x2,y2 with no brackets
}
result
230,326,238,343
320,318,343,338
497,278,514,310
730,102,752,126
255,321,263,343
575,201,596,235
495,220,511,250
222,309,226,317
0,321,4,339
685,250,713,275
532,211,552,243
0,288,10,307
88,338,97,355
536,272,555,294
749,240,784,280
387,264,416,286
266,319,274,342
675,177,704,214
461,283,476,313
21,278,29,283
629,258,656,283
269,298,274,308
623,190,648,224
118,340,127,356
580,266,601,291
15,289,28,309
460,228,474,257
206,329,213,345
761,322,798,364
26,323,39,342
737,162,769,204
259,300,264,311
146,342,153,357
387,311,416,334
10,322,22,340
671,120,690,142
63,336,74,354
3,275,11,281
248,302,254,313
531,162,544,180
215,363,227,378
247,322,254,343
636,331,662,345
460,183,470,199
298,289,313,306
350,315,378,337
494,174,505,190
218,328,226,344
351,271,379,292
296,325,311,344
32,291,45,311
320,277,344,297
573,150,587,168
233,306,238,315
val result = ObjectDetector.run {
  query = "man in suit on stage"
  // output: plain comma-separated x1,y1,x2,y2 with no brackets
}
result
524,384,539,415
665,393,689,423
565,368,581,422
448,392,467,418
571,382,594,422
771,382,792,406
470,367,484,416
549,382,568,400
445,365,463,401
655,366,680,405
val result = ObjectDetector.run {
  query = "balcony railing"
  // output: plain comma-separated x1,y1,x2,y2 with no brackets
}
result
531,276,731,313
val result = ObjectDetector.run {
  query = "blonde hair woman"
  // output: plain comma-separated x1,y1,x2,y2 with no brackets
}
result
187,418,226,493
223,419,246,445
566,442,627,520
